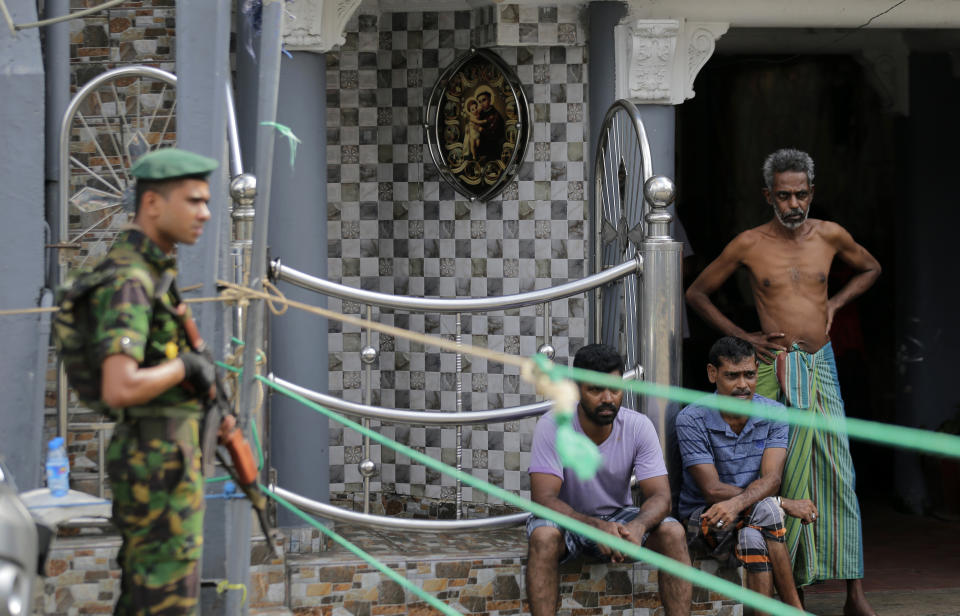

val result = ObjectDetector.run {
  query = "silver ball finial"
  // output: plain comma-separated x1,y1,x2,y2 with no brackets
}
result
359,459,377,477
360,345,379,365
229,173,257,202
643,175,676,209
643,176,676,241
537,343,556,360
269,257,282,282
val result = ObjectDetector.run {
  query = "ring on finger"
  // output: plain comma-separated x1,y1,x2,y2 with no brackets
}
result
716,520,725,528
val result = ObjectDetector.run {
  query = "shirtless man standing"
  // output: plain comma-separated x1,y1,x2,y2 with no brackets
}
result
685,148,880,616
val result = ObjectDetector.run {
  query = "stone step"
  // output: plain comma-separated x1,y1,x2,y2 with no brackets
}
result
246,526,744,615
258,553,742,615
250,608,295,616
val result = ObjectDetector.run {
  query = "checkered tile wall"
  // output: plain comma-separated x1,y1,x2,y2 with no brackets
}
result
325,6,589,507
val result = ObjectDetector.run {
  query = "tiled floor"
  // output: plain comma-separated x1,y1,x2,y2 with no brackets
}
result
321,523,527,561
805,589,960,616
806,500,960,594
804,500,960,615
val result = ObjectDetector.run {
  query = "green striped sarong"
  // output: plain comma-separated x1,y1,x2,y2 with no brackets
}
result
756,342,864,586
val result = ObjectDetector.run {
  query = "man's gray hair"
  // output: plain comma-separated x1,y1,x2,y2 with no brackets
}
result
762,148,815,190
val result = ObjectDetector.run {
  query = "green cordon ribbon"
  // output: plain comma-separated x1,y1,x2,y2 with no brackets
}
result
256,374,810,616
213,344,959,614
555,416,602,480
531,354,602,480
545,363,960,460
259,483,462,616
260,121,302,168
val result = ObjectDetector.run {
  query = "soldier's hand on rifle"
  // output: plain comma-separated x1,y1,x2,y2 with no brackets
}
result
180,351,216,400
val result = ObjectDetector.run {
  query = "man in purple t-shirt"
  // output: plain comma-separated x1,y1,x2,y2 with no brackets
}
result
525,344,692,616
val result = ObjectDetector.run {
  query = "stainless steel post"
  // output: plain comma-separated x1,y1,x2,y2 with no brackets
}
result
46,0,69,440
593,221,602,345
98,428,105,498
362,305,373,514
225,83,244,179
232,249,245,341
230,2,284,613
44,0,69,288
226,80,252,344
537,302,556,361
455,312,463,519
638,176,681,454
57,370,68,440
229,173,256,342
543,302,551,350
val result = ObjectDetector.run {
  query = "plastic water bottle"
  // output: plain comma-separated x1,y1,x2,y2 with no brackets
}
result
46,437,70,497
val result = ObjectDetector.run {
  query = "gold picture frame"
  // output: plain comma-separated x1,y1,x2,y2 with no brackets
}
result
426,48,530,202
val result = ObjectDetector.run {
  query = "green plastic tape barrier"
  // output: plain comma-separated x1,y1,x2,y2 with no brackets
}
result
260,121,302,168
260,483,461,616
555,414,602,480
221,338,956,613
537,358,960,460
530,353,603,479
258,375,809,616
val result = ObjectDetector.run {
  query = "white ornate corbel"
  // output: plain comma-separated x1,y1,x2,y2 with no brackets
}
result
614,19,728,104
283,0,363,54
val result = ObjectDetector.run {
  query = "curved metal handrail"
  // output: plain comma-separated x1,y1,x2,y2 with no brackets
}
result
592,98,654,360
55,66,181,440
269,366,640,425
272,256,642,313
57,66,179,284
593,99,654,213
224,82,243,177
58,66,246,272
271,484,529,531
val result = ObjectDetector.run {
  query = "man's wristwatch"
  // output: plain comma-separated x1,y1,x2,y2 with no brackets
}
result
776,496,783,507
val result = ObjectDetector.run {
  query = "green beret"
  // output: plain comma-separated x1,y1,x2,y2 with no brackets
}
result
130,147,218,180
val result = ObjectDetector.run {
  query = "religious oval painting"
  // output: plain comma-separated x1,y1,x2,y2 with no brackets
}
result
426,48,530,202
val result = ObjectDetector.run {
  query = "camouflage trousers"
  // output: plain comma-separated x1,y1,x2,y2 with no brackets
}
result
107,416,205,615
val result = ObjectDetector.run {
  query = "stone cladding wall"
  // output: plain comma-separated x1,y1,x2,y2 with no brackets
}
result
69,0,175,85
37,533,743,616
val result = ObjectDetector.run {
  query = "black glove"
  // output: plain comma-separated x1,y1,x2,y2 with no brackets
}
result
180,351,216,396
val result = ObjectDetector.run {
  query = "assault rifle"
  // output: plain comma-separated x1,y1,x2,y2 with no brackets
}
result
160,274,279,558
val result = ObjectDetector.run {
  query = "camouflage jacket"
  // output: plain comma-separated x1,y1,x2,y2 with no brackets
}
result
92,228,202,416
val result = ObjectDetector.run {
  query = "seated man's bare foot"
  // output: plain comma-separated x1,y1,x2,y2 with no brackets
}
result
843,594,877,616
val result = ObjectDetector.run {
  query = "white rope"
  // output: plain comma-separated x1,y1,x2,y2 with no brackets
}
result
0,0,16,35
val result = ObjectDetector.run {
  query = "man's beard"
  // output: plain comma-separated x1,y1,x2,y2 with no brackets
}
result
773,203,809,230
583,402,619,426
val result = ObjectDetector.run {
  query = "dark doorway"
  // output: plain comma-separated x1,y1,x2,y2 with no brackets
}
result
676,53,899,498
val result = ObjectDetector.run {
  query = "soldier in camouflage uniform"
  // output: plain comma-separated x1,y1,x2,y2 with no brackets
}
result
96,148,218,615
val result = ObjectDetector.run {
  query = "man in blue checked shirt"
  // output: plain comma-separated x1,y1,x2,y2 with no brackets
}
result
676,336,817,612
